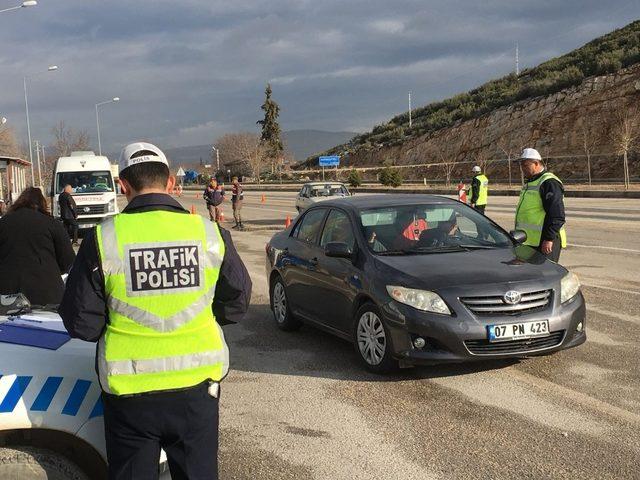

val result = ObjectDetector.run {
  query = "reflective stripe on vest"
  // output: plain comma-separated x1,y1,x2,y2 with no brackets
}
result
515,172,567,248
469,174,489,206
96,211,227,396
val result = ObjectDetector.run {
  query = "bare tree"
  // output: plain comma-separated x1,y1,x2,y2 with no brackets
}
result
497,138,515,187
215,132,267,183
611,107,639,190
42,121,92,189
579,116,598,187
436,150,457,187
0,126,22,158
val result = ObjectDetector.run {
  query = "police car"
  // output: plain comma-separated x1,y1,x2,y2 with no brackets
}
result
0,310,168,479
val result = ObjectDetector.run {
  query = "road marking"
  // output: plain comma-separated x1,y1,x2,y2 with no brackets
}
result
568,244,640,254
588,305,640,324
582,283,640,296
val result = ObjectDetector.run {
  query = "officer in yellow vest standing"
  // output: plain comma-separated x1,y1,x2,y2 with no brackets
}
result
468,165,489,214
60,142,251,480
515,148,567,262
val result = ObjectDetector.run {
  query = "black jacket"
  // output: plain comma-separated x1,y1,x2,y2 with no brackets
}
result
203,186,225,206
58,191,77,220
470,176,481,204
0,208,75,305
527,170,566,243
59,193,251,342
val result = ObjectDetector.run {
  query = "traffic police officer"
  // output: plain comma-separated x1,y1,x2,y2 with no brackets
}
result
515,148,567,262
60,142,251,480
468,165,489,214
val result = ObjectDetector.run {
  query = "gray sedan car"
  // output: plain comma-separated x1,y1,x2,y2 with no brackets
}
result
266,195,586,372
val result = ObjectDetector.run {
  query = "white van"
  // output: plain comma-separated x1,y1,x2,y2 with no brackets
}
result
51,152,118,229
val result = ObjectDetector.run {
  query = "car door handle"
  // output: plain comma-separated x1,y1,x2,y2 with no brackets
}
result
309,257,318,269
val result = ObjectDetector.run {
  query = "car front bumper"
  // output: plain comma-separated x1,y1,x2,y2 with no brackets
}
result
380,292,586,365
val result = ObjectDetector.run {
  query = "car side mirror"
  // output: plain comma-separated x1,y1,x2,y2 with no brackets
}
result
510,229,527,244
324,242,353,259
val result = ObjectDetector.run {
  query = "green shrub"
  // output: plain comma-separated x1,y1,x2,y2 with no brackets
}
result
379,167,402,187
347,169,362,187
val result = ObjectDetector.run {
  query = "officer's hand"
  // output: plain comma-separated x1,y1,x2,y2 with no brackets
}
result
540,240,553,255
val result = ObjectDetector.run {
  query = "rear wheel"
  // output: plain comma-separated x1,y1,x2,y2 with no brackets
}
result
354,304,398,373
270,276,302,331
0,447,89,480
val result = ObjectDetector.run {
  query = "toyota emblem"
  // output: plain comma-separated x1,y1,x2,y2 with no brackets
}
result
503,290,521,304
83,206,90,213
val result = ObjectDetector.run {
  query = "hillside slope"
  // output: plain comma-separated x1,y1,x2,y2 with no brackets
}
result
303,20,640,177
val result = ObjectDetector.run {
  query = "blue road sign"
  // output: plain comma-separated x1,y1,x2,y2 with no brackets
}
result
319,155,340,167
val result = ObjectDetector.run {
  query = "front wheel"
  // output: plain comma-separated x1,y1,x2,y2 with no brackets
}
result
270,276,302,331
353,304,398,373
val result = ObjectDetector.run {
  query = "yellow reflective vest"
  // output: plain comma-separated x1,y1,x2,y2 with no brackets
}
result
515,172,567,249
469,174,489,206
96,210,228,396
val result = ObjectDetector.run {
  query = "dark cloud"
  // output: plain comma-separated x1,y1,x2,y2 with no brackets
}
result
0,0,637,155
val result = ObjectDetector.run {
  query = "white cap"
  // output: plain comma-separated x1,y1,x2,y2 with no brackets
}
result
118,142,169,173
472,166,481,173
519,148,542,162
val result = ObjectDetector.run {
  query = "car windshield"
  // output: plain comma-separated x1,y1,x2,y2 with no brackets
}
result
56,171,114,194
359,203,512,254
309,184,349,197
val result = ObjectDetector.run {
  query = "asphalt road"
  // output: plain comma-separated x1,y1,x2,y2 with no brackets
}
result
151,191,640,479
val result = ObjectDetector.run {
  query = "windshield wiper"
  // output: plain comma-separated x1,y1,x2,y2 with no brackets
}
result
457,244,499,249
377,245,467,255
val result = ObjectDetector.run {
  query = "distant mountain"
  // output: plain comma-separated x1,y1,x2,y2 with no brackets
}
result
135,130,358,169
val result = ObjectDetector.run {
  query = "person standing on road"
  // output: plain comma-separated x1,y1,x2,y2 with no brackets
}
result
59,184,79,246
204,177,225,222
515,148,567,262
231,176,244,230
0,187,75,305
468,165,489,214
59,142,252,480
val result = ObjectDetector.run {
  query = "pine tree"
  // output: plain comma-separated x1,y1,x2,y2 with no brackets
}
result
257,83,284,168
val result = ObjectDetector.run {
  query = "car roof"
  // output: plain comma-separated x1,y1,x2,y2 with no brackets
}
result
307,194,459,210
303,181,346,187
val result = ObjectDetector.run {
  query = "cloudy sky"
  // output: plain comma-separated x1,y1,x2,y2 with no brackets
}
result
0,0,638,155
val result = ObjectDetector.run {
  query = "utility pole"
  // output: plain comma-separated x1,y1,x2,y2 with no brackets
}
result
408,91,412,128
515,42,520,76
35,140,42,187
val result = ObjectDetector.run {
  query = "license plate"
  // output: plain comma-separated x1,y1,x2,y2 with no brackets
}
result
487,320,549,342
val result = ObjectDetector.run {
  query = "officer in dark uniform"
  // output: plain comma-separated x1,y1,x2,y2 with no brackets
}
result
60,142,252,480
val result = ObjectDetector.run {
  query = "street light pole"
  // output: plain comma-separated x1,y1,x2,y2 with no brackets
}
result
95,97,120,156
0,1,37,14
24,65,58,186
212,146,220,172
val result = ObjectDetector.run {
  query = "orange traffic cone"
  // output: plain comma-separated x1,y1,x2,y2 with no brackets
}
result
261,194,266,204
219,210,225,222
190,205,196,215
284,215,291,228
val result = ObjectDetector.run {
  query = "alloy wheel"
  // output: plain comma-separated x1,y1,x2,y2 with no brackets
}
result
356,311,386,365
273,281,287,324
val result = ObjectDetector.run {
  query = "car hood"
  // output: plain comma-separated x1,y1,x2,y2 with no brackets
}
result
374,245,566,291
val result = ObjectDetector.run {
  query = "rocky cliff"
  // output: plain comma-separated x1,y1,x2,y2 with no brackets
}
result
336,64,640,182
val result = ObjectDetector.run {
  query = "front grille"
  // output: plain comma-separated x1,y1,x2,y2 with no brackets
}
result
464,330,564,355
78,204,107,215
460,289,552,316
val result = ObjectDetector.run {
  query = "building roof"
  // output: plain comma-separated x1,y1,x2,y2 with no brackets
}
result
0,156,30,167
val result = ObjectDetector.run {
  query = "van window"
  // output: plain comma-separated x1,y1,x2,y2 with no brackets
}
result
56,171,114,194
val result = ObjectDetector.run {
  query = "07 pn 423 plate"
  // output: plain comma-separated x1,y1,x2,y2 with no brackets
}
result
487,320,550,343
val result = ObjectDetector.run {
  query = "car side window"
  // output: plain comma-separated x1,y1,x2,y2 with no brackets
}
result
320,210,355,251
300,186,308,197
293,209,327,244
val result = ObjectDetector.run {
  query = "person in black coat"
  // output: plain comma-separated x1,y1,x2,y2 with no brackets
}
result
59,184,79,245
0,187,75,305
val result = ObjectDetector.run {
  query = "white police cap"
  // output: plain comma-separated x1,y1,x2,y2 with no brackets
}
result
118,142,169,173
519,148,542,162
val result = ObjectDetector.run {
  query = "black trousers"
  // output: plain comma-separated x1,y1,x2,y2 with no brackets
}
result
102,382,219,480
474,204,486,215
63,218,79,243
537,238,562,263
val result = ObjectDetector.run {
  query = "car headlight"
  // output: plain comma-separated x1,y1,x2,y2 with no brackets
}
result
107,199,116,213
560,271,581,303
386,285,451,315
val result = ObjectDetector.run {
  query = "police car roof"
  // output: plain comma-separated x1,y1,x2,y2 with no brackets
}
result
313,194,459,210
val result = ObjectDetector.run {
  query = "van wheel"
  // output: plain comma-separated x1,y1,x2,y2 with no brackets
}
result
270,276,302,331
0,447,89,480
353,303,398,374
